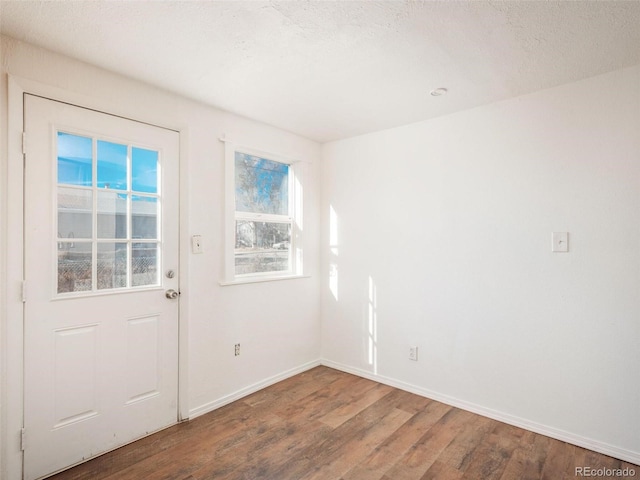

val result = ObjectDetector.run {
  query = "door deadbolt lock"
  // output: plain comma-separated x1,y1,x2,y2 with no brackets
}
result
166,270,175,279
165,289,179,299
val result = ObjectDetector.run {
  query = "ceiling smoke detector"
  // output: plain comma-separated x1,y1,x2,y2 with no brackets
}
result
430,88,448,97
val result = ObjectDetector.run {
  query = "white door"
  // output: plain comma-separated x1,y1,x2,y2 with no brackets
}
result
23,95,180,480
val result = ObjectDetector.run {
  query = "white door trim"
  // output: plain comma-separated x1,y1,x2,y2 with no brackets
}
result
3,74,190,480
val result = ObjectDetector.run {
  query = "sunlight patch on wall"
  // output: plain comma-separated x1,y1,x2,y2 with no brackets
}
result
368,276,378,374
329,205,339,300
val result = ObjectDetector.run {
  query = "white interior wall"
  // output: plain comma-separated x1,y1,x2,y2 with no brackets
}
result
0,36,321,478
320,64,640,463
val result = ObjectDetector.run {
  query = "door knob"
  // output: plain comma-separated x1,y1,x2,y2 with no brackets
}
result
165,289,179,299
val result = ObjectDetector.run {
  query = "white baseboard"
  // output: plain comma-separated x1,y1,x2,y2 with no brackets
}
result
188,359,321,419
320,359,640,467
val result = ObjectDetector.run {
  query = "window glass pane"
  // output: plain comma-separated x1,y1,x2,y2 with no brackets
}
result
58,187,93,239
97,242,128,290
58,242,92,293
97,140,128,190
132,147,158,193
235,152,289,215
235,221,290,275
132,196,158,239
132,243,159,287
97,192,127,239
58,132,93,186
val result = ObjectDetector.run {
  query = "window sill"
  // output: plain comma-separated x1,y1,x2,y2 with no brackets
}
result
219,274,310,287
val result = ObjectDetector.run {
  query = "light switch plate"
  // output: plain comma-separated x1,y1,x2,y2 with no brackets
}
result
552,232,569,252
191,235,203,254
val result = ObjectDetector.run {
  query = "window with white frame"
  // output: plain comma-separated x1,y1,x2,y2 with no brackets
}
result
225,144,303,282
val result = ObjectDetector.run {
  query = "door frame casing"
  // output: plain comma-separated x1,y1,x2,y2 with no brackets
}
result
3,75,190,480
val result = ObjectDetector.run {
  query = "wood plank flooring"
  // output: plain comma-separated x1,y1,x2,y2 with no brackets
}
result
49,366,637,480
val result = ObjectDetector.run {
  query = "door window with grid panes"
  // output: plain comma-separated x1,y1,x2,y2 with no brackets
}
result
57,132,161,294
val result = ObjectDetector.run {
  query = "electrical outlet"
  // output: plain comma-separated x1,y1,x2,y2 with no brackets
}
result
409,346,418,361
234,343,240,356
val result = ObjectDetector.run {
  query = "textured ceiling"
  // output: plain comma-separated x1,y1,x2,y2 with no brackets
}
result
2,0,640,142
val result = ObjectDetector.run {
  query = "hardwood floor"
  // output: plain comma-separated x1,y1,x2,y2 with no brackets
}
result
50,366,636,480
